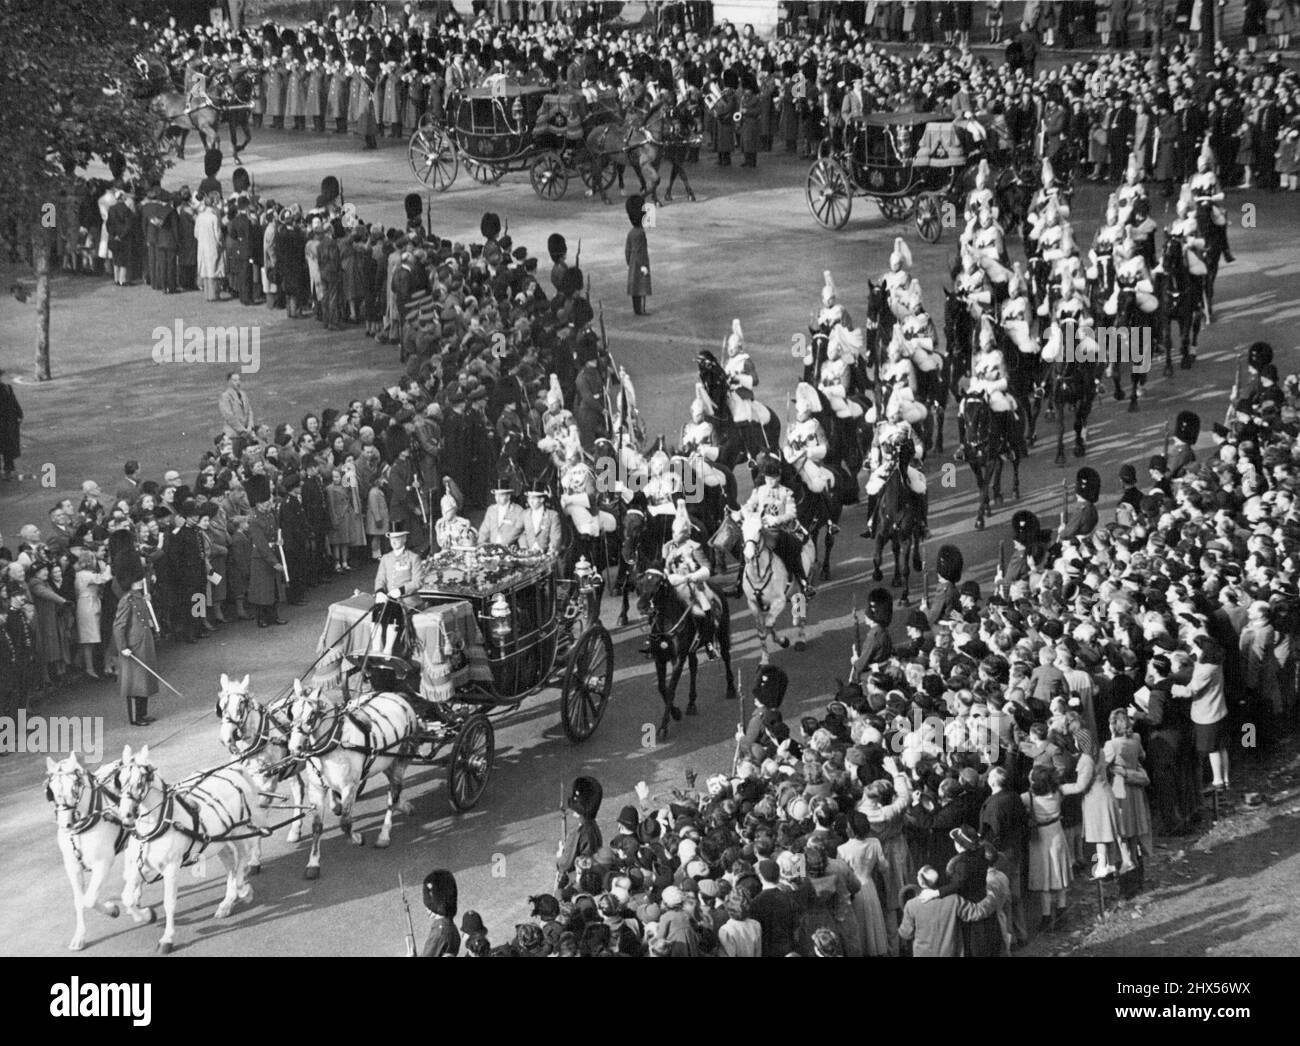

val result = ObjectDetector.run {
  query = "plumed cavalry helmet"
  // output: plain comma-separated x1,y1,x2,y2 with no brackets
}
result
547,232,567,262
479,211,501,240
422,869,457,917
1011,509,1041,547
867,586,893,628
1175,410,1201,445
752,663,788,708
1075,467,1101,504
1247,341,1273,372
936,544,963,583
567,775,603,819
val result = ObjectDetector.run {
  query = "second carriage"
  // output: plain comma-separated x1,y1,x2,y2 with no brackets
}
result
805,112,971,242
317,547,613,812
407,78,623,200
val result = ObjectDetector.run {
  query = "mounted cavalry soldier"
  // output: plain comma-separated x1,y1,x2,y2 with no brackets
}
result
560,447,616,538
1042,274,1098,364
722,318,759,424
815,269,851,331
964,158,996,224
1104,227,1160,319
816,327,865,420
861,392,928,540
681,397,727,491
644,447,683,519
963,204,1012,287
955,246,994,315
663,504,720,632
785,382,835,506
743,455,813,598
999,266,1037,357
1086,193,1125,288
1115,154,1148,217
1026,157,1070,234
883,238,920,319
1187,136,1234,263
968,316,1018,414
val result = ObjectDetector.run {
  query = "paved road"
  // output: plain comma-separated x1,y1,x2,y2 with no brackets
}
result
0,126,1296,955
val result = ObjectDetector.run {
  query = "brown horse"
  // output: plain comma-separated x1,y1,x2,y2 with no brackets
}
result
585,108,663,204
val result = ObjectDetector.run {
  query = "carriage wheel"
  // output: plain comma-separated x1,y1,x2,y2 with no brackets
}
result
578,159,617,193
916,192,944,243
530,151,569,201
806,159,852,230
409,126,458,192
877,195,916,222
467,159,506,184
560,625,613,743
446,714,494,812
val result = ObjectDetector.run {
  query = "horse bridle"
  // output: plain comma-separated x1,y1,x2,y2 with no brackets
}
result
289,696,343,760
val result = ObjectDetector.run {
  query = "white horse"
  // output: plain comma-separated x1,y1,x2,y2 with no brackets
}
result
116,744,269,954
738,510,810,663
44,754,127,951
286,679,418,878
216,672,324,876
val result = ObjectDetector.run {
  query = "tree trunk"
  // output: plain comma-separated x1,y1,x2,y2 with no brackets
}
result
33,225,52,381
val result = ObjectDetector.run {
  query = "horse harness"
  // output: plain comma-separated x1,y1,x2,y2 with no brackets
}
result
47,766,130,869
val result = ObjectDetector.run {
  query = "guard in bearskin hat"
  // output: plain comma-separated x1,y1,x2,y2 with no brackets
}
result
625,194,651,315
547,232,569,296
1060,467,1100,540
1170,410,1200,478
557,775,603,896
849,588,894,682
1003,510,1043,595
738,664,790,761
230,166,251,198
479,211,501,245
198,148,224,201
404,192,423,234
928,543,963,625
416,869,459,956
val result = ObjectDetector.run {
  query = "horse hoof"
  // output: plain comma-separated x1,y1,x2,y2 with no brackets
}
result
157,941,174,956
686,703,698,717
890,575,902,588
975,517,985,531
670,705,682,722
247,863,261,877
820,566,831,581
1054,454,1066,467
778,637,790,648
725,688,738,700
215,905,233,920
374,836,391,849
794,640,807,652
1165,364,1176,377
105,903,120,918
872,568,883,581
1074,444,1086,458
351,833,366,846
1127,399,1139,413
616,614,628,628
146,907,157,925
304,866,320,881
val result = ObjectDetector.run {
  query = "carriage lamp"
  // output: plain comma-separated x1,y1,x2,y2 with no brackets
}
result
573,555,597,593
511,96,524,125
489,592,513,641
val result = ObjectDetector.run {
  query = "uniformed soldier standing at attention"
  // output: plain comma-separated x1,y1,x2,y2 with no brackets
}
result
1059,467,1100,541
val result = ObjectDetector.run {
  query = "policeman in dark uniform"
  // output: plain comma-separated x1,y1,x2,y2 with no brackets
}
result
849,587,894,683
1169,410,1200,479
1059,466,1100,540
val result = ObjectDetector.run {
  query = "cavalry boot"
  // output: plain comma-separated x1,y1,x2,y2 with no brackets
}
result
135,697,155,727
126,696,138,726
859,494,880,540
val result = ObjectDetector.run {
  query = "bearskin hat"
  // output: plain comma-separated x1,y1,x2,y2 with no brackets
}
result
1011,510,1041,547
117,554,146,587
231,166,250,194
936,544,963,583
1075,467,1101,504
1175,410,1201,446
558,265,585,297
1247,341,1274,372
479,211,501,240
567,775,603,819
404,192,423,222
422,869,458,917
203,148,223,178
867,586,893,628
753,664,788,709
625,194,644,228
571,297,595,329
547,232,567,262
244,473,272,506
319,175,340,203
723,66,740,90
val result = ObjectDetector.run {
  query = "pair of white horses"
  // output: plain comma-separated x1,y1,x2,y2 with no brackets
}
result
44,675,419,953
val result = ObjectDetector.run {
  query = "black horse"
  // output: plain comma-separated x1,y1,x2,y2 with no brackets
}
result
871,447,925,598
635,569,737,740
1160,232,1203,372
942,289,979,399
661,97,704,203
1110,282,1162,412
780,453,842,582
619,501,675,625
959,392,1024,530
1192,198,1227,321
1043,334,1102,463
